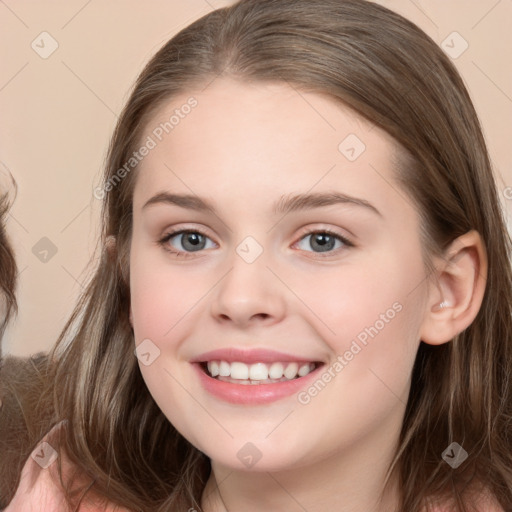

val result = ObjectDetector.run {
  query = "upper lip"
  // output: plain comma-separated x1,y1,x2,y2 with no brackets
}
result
191,348,324,365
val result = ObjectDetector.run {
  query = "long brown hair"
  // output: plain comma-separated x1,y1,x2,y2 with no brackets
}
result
0,172,27,508
7,0,512,510
0,173,18,342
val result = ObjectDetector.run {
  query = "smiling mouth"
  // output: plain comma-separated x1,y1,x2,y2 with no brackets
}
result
199,360,323,385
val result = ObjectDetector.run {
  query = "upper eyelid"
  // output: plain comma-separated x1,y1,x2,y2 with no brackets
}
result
161,224,354,249
295,225,353,242
161,226,216,243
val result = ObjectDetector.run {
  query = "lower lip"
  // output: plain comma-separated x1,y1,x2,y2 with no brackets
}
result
192,363,324,405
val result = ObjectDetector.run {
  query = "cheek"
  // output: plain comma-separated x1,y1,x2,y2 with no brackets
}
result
286,256,424,445
288,250,424,345
289,250,426,409
130,248,212,342
131,269,181,337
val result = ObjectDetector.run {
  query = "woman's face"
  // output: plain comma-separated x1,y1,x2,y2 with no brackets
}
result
129,78,431,472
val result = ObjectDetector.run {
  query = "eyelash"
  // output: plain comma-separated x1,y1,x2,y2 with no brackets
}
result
157,227,354,259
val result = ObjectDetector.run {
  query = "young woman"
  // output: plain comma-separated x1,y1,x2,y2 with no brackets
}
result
3,0,511,510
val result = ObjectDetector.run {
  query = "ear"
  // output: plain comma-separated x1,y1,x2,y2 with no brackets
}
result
420,230,487,345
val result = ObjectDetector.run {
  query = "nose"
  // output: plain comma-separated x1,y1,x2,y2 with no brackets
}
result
210,246,286,329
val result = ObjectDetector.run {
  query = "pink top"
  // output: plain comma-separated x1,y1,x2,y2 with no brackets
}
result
4,421,130,511
4,422,504,512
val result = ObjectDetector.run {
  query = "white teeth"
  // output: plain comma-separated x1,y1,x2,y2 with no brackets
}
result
249,363,269,381
284,362,299,379
207,361,220,377
268,362,284,379
230,362,249,380
203,360,317,382
298,363,312,377
219,361,231,377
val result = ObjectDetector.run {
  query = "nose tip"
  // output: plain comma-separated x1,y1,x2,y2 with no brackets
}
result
210,252,286,328
217,311,271,323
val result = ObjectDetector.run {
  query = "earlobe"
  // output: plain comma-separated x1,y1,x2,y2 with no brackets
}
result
420,230,487,345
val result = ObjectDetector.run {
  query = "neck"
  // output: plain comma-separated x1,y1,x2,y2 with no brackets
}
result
201,412,402,512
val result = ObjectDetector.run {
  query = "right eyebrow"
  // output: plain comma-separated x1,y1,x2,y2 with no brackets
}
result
142,191,382,217
142,193,216,214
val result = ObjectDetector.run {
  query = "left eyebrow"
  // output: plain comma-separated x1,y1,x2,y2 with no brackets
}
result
273,191,382,217
142,191,382,217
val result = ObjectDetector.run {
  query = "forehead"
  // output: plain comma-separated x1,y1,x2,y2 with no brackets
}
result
132,78,408,218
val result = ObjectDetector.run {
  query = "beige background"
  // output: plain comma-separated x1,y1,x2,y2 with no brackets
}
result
1,0,511,357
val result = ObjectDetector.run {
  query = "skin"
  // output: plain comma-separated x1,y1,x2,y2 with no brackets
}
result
129,78,486,512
